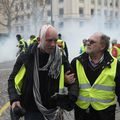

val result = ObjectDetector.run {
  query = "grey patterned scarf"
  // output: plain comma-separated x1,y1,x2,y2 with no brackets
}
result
37,45,62,79
33,46,63,120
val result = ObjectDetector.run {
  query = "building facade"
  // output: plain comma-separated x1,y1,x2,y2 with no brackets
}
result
0,0,120,38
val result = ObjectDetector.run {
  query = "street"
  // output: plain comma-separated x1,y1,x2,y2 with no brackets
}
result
0,61,120,120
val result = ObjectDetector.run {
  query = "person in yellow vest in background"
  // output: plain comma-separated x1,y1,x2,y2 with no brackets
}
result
16,34,28,56
27,35,37,46
8,24,78,120
57,33,69,58
79,39,87,54
71,32,120,120
111,39,120,61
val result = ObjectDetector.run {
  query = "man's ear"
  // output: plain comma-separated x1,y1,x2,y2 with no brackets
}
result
38,37,41,44
101,44,106,51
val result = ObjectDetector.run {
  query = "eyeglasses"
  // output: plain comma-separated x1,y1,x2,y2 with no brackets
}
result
86,39,96,45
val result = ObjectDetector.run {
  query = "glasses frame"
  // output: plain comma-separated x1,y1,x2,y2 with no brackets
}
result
86,39,96,45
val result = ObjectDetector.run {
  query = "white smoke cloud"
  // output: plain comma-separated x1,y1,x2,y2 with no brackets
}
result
58,16,120,61
0,15,120,63
0,36,18,63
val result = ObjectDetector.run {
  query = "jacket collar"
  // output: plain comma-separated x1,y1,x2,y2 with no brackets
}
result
78,51,114,69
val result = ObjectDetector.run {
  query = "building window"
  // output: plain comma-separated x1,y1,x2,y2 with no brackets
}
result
40,0,44,5
59,8,64,16
21,26,24,31
108,23,113,29
104,23,108,29
91,9,94,16
21,15,24,21
0,6,2,11
79,7,84,17
15,5,18,12
15,16,18,22
110,0,113,7
79,0,84,2
47,10,51,16
79,21,84,27
110,11,113,17
98,0,101,5
27,13,31,19
46,0,50,4
97,9,101,16
59,0,63,3
27,25,30,31
115,0,119,7
16,26,19,32
27,3,30,9
91,0,95,4
20,2,24,10
104,10,108,16
115,11,118,18
58,22,64,28
104,0,108,6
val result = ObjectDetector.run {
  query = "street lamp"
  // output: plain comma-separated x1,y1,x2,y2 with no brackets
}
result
50,0,54,26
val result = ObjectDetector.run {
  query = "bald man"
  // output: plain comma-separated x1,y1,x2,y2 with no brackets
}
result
71,32,120,120
8,24,79,120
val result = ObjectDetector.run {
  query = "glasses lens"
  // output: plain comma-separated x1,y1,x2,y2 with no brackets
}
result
87,39,96,44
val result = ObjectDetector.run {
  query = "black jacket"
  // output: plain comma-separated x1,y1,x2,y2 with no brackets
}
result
71,51,120,106
8,44,78,112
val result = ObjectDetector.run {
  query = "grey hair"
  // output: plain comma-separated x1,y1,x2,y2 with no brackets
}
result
100,34,110,52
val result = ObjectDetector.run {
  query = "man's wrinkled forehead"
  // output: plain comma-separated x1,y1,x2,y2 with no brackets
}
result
89,32,102,41
45,27,58,39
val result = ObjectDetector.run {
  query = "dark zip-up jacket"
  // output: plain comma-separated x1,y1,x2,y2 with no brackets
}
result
8,44,78,112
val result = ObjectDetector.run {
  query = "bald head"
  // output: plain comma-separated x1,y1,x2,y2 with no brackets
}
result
45,26,58,40
39,25,57,40
38,24,58,53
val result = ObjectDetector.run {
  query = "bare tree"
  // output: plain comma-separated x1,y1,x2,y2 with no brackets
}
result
0,0,20,35
0,0,46,37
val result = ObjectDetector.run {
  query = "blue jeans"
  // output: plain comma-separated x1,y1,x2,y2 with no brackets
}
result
24,112,45,120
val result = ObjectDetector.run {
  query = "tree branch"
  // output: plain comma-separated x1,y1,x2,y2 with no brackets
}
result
0,21,7,27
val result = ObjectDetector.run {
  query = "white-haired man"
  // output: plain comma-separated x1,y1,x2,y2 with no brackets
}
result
8,24,79,120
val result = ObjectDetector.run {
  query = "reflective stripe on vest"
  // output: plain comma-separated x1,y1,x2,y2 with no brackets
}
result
15,64,26,95
79,84,115,91
59,65,65,94
78,95,114,103
19,39,25,47
15,64,65,95
18,39,26,52
28,37,37,46
76,58,117,110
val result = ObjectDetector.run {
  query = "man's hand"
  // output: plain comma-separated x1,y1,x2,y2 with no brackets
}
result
65,70,75,84
10,101,26,120
51,94,75,111
11,101,22,110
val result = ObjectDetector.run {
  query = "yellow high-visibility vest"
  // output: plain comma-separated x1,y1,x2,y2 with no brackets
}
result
15,64,65,95
57,39,65,49
27,37,37,46
15,64,26,95
80,45,86,54
76,58,117,110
